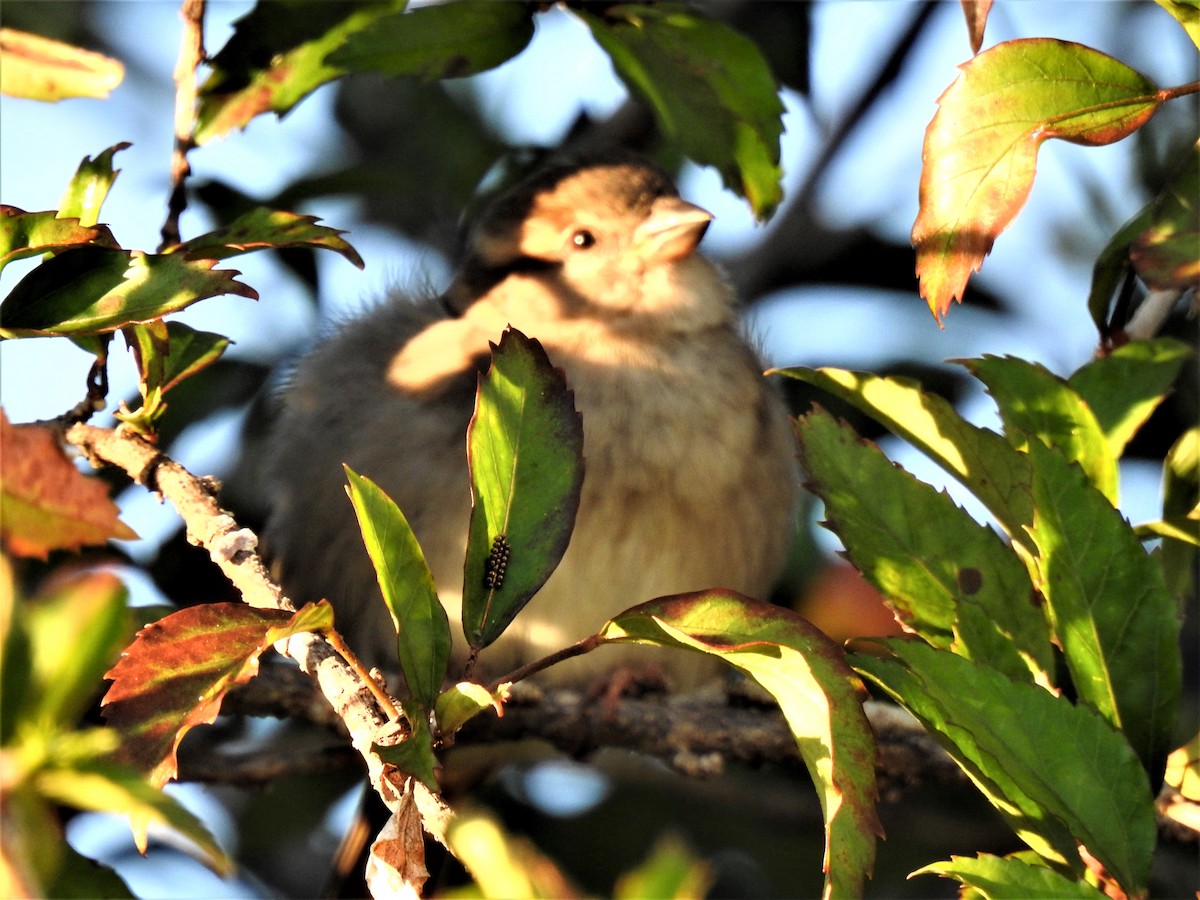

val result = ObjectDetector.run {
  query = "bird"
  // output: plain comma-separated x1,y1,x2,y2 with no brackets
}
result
261,152,799,690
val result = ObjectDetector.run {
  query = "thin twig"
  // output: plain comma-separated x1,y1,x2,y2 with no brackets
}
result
160,0,206,250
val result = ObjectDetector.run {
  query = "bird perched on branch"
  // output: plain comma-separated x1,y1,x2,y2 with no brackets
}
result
262,152,798,689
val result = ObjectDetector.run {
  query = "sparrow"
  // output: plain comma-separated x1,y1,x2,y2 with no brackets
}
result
262,152,799,689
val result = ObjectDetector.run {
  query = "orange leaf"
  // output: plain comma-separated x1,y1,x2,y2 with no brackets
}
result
912,39,1161,322
959,0,993,55
0,408,137,558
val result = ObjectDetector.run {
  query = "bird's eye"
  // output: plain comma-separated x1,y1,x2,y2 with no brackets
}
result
570,229,596,250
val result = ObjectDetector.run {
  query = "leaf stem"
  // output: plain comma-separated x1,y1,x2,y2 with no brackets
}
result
487,633,605,691
324,630,402,721
160,0,206,251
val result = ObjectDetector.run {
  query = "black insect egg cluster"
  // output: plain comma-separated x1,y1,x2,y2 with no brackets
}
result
483,534,511,589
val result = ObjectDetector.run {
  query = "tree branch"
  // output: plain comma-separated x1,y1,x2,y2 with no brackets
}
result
160,0,205,250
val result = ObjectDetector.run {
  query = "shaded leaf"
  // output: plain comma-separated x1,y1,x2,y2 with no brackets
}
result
967,356,1117,502
329,1,534,79
0,28,123,102
795,409,1051,683
576,4,784,219
1088,199,1159,333
345,465,450,709
614,836,712,900
174,207,363,268
1160,426,1200,602
462,328,583,650
1067,337,1192,459
0,409,138,559
1130,140,1199,290
372,703,439,792
602,590,880,900
58,143,130,227
1024,439,1181,782
916,853,1106,898
853,640,1156,894
0,246,257,337
116,322,232,434
46,842,134,899
196,1,403,143
101,601,327,786
773,366,1035,543
913,39,1161,320
959,0,994,55
0,207,119,275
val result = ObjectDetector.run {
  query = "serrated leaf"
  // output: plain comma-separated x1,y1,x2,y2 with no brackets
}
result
174,207,363,268
0,29,124,102
33,759,230,874
58,143,131,227
967,356,1117,502
1155,0,1200,50
602,590,880,900
328,1,534,80
1024,439,1181,783
913,39,1161,321
853,640,1157,894
345,466,450,708
575,3,784,219
372,702,439,792
0,410,138,559
772,366,1035,543
916,853,1106,898
1068,338,1192,459
0,246,257,337
795,409,1051,683
101,601,322,786
116,322,232,434
462,328,583,650
0,207,119,275
195,2,403,143
1130,140,1199,290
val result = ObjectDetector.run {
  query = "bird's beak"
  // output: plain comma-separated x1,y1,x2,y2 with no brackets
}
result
634,196,713,262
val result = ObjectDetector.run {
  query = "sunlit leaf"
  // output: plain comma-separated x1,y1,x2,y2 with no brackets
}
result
447,810,580,899
854,640,1156,894
0,29,123,102
196,1,404,143
602,590,880,900
328,1,534,79
1155,0,1200,49
462,328,583,650
434,681,507,736
116,322,232,434
576,4,784,219
966,356,1117,502
773,366,1034,543
913,39,1161,321
1164,733,1200,801
614,836,712,900
0,246,257,337
58,143,131,227
959,0,994,54
795,409,1051,683
0,410,138,559
363,779,428,897
101,601,328,786
916,853,1106,898
0,207,119,275
174,207,363,268
345,466,450,709
1024,440,1181,783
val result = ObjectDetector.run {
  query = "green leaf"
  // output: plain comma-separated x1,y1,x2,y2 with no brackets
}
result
1024,439,1181,781
447,810,578,898
966,356,1117,503
614,836,712,900
196,1,404,143
575,3,784,219
1160,426,1200,602
462,328,584,650
345,466,450,708
0,207,119,276
101,602,312,786
1,568,33,745
58,143,131,227
773,366,1035,543
913,39,1161,320
1130,140,1199,291
795,409,1051,683
0,29,124,102
0,246,258,337
116,322,232,434
46,844,134,899
434,681,504,736
1067,338,1192,459
33,759,231,874
174,207,363,268
328,1,534,79
602,590,880,900
1155,0,1200,50
853,640,1157,894
372,701,439,792
916,853,1107,898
